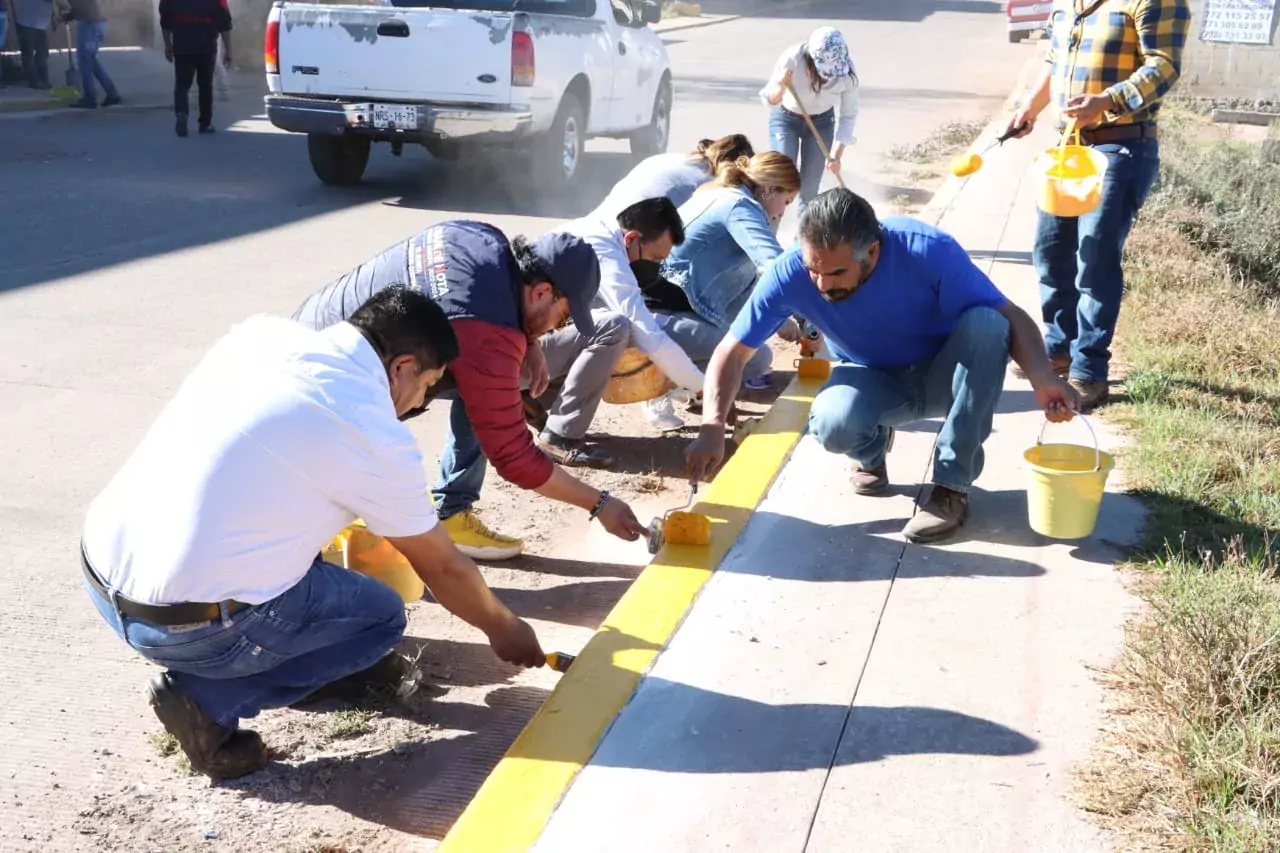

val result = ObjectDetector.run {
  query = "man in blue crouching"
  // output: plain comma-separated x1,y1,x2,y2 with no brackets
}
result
686,188,1078,543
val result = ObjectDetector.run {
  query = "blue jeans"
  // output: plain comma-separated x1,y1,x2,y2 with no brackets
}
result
434,395,485,520
655,310,772,381
807,307,1010,492
1033,138,1159,382
87,556,407,727
76,20,118,101
769,106,835,216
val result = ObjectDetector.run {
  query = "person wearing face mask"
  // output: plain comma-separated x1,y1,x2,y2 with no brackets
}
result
554,198,706,433
292,220,649,563
760,26,860,218
80,287,549,780
640,151,802,425
686,189,1081,543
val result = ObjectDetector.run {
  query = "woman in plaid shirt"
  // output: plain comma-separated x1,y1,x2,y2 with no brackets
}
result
1003,0,1191,412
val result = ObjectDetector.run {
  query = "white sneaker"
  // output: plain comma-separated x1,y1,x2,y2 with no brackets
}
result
640,394,685,432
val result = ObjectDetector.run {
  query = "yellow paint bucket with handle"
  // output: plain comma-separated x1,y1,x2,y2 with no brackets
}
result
322,520,425,603
1036,122,1109,218
1023,414,1115,540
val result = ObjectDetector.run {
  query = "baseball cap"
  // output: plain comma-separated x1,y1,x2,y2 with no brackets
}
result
807,27,851,80
530,232,602,337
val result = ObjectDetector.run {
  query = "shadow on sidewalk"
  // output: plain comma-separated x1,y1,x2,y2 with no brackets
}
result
579,677,1037,773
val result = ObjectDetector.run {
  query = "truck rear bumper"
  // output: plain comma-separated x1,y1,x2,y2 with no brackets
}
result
264,96,534,144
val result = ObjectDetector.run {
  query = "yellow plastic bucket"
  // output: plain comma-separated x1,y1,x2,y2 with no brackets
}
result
1023,415,1115,540
1036,123,1109,218
322,520,425,604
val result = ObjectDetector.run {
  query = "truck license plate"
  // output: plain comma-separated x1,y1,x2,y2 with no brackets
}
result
372,103,418,130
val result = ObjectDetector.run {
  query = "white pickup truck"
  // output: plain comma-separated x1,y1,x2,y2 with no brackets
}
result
263,0,673,189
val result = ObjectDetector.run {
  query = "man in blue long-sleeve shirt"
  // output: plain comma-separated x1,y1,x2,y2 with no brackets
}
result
159,0,231,136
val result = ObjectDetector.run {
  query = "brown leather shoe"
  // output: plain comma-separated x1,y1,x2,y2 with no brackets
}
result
1012,354,1070,380
850,428,894,496
537,430,614,469
902,485,970,543
1069,378,1110,413
147,673,268,780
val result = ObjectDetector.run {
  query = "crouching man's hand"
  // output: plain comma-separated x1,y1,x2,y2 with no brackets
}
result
487,613,545,668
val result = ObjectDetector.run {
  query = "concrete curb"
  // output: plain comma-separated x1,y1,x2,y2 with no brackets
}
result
436,372,827,853
0,100,171,121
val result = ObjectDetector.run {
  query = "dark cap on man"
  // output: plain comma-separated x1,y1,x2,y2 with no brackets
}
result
530,232,602,337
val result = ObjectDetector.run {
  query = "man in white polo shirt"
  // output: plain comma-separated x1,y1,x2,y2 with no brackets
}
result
81,286,545,780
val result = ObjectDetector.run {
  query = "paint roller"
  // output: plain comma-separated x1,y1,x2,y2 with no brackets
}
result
646,484,711,554
949,123,1029,178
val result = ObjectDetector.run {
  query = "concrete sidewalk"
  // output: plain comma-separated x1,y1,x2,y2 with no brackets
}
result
447,119,1146,852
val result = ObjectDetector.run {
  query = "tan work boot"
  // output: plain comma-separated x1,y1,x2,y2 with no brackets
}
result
850,428,895,496
1068,378,1110,413
441,510,524,561
1012,354,1070,380
902,485,970,543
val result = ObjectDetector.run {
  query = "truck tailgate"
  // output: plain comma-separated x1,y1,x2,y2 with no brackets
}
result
277,4,513,103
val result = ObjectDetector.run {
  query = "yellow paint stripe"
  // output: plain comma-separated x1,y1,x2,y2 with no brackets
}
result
438,374,825,853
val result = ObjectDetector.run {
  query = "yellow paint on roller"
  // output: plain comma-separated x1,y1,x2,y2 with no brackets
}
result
950,151,983,177
436,376,826,853
662,510,712,547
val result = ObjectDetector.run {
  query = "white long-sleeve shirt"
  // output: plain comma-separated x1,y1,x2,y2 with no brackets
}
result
557,216,706,392
759,42,861,145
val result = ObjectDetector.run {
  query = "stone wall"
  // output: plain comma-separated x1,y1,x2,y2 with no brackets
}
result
102,0,275,69
1180,0,1280,102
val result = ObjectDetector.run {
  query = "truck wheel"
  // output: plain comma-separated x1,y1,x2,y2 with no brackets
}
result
536,93,585,192
630,81,671,160
1007,30,1024,43
307,133,371,186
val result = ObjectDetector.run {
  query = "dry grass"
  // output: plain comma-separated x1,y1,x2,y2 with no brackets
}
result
887,118,987,164
325,709,375,741
1078,109,1280,850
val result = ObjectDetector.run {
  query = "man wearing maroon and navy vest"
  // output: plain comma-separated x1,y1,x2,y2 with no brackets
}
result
293,220,648,559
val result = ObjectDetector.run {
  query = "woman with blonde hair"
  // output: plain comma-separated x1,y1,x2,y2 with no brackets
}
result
635,151,802,430
588,133,755,223
759,26,859,216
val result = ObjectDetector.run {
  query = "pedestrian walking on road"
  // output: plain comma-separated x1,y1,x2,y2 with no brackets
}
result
13,0,53,90
758,26,859,217
61,0,119,108
81,288,547,780
1003,0,1190,412
160,0,231,135
686,188,1080,543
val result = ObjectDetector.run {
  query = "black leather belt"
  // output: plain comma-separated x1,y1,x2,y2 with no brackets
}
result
80,544,250,627
1080,123,1158,146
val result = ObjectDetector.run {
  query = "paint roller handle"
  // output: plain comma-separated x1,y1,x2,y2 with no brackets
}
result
784,81,846,189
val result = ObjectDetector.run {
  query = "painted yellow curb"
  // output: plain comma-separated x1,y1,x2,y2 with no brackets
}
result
437,373,825,853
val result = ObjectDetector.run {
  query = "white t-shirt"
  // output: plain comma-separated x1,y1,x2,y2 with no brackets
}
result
760,43,861,145
556,216,706,392
82,317,437,606
587,152,712,223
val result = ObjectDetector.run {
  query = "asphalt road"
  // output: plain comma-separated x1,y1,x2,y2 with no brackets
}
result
0,1,1035,847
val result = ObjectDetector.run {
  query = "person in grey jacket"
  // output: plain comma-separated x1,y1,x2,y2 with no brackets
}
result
62,0,119,108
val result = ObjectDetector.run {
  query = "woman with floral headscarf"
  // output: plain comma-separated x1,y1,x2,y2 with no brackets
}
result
759,27,860,216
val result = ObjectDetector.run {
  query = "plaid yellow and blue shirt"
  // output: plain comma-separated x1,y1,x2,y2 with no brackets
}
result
1045,0,1191,129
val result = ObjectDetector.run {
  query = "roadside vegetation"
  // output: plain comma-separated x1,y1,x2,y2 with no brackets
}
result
1078,110,1280,851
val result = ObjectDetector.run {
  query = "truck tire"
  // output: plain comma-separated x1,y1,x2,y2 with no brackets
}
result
630,80,671,160
307,133,371,186
535,93,585,192
1007,30,1024,43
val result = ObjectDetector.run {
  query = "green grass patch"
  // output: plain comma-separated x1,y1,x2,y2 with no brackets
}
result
1080,109,1280,850
326,709,375,741
887,118,987,164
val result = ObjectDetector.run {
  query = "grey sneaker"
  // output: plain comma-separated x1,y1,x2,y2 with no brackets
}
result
902,485,970,544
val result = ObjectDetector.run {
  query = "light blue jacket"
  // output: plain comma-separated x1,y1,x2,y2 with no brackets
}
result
661,186,785,330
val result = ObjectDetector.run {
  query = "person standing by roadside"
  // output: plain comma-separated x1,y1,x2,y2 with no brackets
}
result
1003,0,1190,412
62,0,119,108
160,0,231,136
0,2,8,90
13,0,52,90
758,26,859,217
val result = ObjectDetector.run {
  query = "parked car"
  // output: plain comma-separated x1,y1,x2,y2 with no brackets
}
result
263,0,673,188
1005,0,1051,43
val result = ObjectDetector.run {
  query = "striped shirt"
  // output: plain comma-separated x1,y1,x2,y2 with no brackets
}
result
1044,0,1191,130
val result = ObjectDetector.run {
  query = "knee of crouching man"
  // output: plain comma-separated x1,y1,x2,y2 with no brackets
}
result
955,305,1010,346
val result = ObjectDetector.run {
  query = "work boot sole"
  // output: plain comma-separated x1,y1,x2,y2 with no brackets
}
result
147,674,268,779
